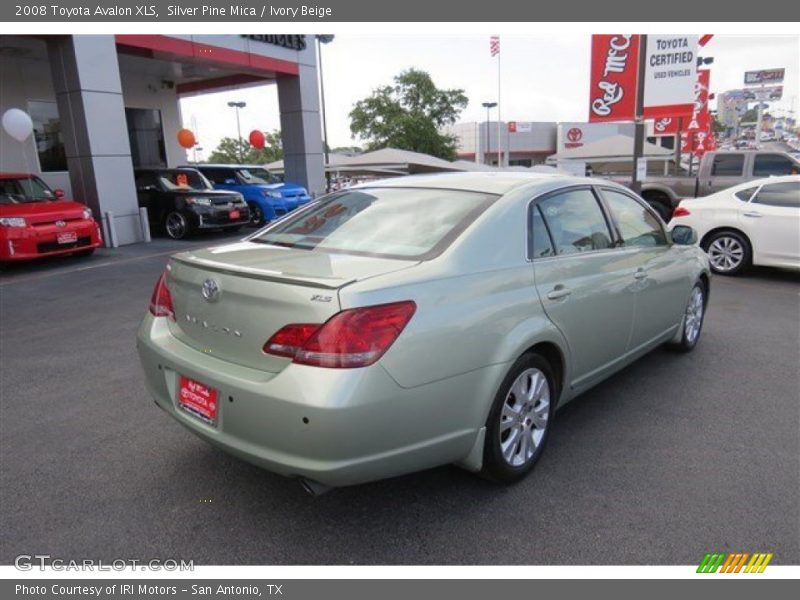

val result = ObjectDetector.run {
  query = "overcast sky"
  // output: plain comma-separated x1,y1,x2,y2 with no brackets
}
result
179,34,799,159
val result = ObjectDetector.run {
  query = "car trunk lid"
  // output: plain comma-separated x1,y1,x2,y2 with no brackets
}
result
165,241,417,372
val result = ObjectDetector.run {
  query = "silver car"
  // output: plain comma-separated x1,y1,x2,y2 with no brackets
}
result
137,173,710,493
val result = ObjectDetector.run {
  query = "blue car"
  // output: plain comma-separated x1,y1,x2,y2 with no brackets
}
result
185,164,312,225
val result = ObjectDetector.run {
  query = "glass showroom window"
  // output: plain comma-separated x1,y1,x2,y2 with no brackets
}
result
28,101,67,172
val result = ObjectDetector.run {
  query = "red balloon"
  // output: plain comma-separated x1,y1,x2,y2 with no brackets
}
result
249,130,265,150
177,128,196,149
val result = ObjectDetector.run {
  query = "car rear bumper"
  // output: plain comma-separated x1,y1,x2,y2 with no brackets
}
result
137,314,496,487
0,219,103,261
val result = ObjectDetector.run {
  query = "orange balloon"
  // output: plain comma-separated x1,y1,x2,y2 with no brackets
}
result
177,128,196,149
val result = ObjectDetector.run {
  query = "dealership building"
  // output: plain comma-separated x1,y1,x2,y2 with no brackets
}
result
0,34,325,246
446,121,557,167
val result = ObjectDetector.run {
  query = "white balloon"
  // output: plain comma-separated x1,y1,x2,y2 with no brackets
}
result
2,108,34,142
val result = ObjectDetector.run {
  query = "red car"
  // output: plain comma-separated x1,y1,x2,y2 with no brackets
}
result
0,173,103,263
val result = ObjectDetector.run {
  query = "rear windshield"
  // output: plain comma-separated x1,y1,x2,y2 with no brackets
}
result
249,187,498,260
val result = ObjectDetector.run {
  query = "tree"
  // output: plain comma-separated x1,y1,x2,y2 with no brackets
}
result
349,69,468,160
206,131,283,164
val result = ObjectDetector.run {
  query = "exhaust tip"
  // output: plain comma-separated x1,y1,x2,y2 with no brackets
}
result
299,478,333,496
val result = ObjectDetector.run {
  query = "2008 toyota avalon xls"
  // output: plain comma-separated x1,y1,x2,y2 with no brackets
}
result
137,173,710,493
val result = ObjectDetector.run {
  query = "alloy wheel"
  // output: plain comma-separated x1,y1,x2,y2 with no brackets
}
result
684,285,704,345
166,212,188,239
707,236,744,273
499,368,550,467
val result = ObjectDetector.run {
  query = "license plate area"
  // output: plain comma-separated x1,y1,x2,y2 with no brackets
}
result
229,209,241,220
178,375,218,426
57,231,78,244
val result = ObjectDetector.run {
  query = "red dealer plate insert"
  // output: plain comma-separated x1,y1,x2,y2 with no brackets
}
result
229,210,241,220
178,375,218,423
57,231,78,244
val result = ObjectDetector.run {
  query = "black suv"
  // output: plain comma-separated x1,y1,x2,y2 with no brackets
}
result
134,168,249,240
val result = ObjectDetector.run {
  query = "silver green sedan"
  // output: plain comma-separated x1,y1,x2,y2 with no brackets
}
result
137,173,710,493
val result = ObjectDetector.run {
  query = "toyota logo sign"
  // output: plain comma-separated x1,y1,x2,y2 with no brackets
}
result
201,278,221,303
567,128,583,142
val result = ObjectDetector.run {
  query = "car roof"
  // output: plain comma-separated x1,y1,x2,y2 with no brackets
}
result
349,171,590,195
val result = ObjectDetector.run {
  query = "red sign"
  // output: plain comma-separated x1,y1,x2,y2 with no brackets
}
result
686,69,711,133
653,117,680,135
589,35,640,123
178,375,218,422
508,121,517,133
564,127,584,149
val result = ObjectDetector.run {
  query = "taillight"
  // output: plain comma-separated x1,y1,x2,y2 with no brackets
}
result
673,206,691,217
263,301,416,368
149,273,175,320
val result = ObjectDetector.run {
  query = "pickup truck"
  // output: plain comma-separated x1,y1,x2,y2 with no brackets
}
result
613,150,800,220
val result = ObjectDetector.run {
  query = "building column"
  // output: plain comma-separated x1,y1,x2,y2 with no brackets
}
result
47,35,143,246
277,64,325,197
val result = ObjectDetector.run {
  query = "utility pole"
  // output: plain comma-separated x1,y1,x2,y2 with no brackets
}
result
630,35,647,194
227,101,246,162
317,35,334,192
482,101,497,166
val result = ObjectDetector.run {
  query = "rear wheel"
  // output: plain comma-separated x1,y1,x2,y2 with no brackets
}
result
669,281,706,352
702,230,750,275
642,192,673,222
165,211,191,240
481,353,557,484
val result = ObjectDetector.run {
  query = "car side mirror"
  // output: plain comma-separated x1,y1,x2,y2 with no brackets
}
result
670,225,698,246
53,188,65,198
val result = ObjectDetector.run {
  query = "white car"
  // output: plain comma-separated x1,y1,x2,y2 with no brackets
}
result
669,175,800,275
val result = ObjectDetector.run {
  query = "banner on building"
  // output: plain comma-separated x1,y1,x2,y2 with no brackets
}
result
588,34,640,123
642,34,698,119
508,121,532,133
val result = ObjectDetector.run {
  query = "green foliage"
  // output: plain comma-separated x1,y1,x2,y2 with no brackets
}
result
206,131,283,164
349,69,468,160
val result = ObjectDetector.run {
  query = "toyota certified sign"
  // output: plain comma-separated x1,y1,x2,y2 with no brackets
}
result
642,35,698,119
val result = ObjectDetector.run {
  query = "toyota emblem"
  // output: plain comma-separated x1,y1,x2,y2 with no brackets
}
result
201,278,221,303
55,220,66,228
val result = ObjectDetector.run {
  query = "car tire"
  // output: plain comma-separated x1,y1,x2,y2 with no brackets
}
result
481,353,557,484
248,203,264,226
668,281,707,353
702,230,751,275
165,211,191,240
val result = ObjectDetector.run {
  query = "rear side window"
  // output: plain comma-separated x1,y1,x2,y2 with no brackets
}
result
601,189,667,247
530,206,555,258
751,182,800,208
734,186,758,202
711,154,744,176
202,169,233,184
250,187,497,260
536,189,613,255
753,154,797,177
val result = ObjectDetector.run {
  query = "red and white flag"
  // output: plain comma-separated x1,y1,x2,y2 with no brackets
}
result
490,36,500,57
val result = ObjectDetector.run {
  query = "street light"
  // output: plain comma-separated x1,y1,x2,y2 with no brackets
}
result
317,35,334,192
481,101,497,166
227,101,247,162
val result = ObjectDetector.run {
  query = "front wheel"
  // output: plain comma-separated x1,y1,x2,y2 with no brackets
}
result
165,211,191,240
248,203,264,226
669,281,706,353
481,354,557,484
702,230,750,275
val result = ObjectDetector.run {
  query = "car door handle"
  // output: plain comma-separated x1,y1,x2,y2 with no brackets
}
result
742,211,762,218
634,269,648,280
546,286,572,300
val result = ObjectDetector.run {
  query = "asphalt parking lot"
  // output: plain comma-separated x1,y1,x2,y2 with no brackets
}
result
1,235,798,565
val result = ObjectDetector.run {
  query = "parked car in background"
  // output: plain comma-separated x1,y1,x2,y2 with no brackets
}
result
0,173,102,263
135,168,249,240
186,164,312,226
669,175,800,275
612,150,800,221
138,173,710,492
